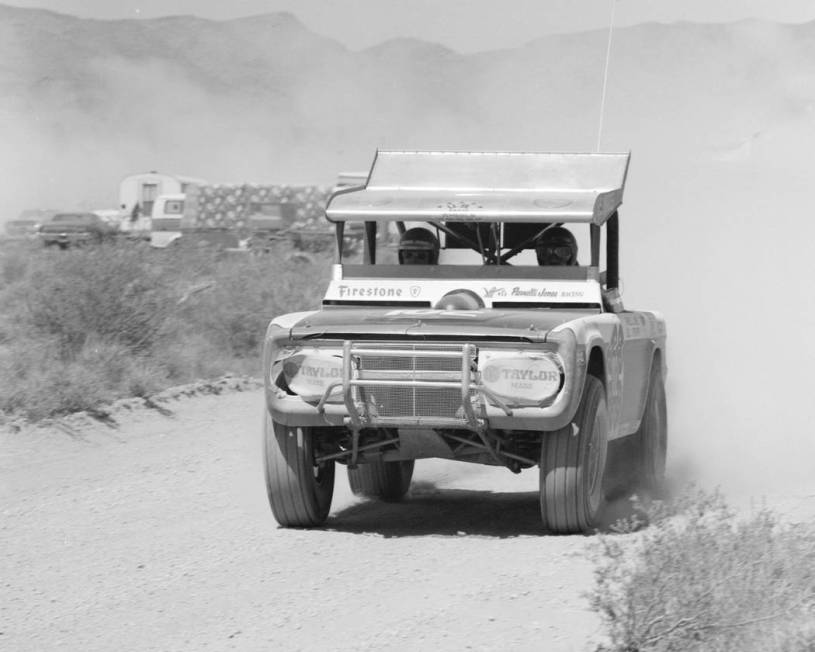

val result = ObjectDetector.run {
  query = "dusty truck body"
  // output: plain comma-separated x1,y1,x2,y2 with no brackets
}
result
262,151,667,534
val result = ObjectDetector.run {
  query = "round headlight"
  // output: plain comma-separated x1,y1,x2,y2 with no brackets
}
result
480,354,563,406
282,353,343,402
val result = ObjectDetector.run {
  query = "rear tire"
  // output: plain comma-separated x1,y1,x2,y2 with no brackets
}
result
348,460,414,502
540,375,608,534
263,413,334,527
636,361,667,496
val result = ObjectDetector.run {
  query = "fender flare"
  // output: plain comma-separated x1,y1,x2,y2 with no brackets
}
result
550,314,620,432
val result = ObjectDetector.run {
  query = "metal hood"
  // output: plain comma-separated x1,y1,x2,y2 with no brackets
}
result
288,307,592,342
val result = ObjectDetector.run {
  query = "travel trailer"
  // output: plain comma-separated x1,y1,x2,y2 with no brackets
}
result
118,171,207,219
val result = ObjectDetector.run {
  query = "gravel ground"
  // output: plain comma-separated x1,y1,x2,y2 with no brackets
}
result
1,389,605,651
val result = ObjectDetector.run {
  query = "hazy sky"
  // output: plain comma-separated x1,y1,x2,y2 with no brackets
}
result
6,0,815,51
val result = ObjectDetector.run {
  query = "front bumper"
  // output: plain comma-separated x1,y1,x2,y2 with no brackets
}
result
40,232,94,244
267,338,584,433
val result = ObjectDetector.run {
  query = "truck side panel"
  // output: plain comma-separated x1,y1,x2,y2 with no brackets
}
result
618,311,667,435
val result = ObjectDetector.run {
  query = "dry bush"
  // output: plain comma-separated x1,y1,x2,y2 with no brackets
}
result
23,242,174,354
0,241,38,343
0,337,168,419
0,241,330,419
176,248,330,357
0,240,36,287
589,488,815,652
149,331,252,381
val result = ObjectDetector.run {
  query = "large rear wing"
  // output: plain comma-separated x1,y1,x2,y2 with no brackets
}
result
325,151,630,226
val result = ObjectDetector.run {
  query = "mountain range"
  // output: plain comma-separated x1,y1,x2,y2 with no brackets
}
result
2,3,814,216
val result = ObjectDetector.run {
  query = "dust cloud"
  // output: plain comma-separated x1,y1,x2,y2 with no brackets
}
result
0,51,343,220
619,123,815,499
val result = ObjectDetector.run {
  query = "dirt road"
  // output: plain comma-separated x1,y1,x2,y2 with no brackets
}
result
1,390,606,651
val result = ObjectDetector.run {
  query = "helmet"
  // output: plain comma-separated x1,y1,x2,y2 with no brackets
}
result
535,226,578,266
398,227,440,265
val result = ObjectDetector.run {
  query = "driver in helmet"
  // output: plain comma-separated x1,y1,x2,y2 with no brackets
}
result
398,227,440,265
535,226,578,266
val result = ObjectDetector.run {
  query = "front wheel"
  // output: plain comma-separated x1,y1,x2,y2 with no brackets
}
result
348,460,414,502
263,413,334,527
539,375,609,534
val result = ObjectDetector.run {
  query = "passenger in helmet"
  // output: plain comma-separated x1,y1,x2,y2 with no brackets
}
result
535,226,578,266
398,227,440,265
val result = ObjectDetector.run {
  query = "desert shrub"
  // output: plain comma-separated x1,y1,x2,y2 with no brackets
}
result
0,336,168,419
0,240,35,287
23,242,175,354
149,331,249,382
590,488,815,652
180,249,330,357
0,242,331,419
0,243,36,342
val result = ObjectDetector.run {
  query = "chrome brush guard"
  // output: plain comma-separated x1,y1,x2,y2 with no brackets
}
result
316,341,512,433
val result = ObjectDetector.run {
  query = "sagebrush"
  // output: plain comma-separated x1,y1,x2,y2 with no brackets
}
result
0,241,330,419
589,488,815,652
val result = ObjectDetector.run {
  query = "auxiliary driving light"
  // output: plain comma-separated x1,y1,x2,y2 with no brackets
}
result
282,353,344,402
479,353,563,407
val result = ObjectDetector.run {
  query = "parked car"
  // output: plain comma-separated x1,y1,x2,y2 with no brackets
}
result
4,209,57,240
38,212,119,248
261,150,668,535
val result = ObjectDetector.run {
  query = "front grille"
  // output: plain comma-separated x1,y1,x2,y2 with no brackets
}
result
359,353,461,373
359,386,472,419
349,342,479,425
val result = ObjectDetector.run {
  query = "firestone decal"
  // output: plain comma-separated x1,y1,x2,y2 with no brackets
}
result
338,285,403,298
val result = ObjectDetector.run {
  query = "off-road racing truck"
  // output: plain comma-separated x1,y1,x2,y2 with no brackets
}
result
262,151,667,534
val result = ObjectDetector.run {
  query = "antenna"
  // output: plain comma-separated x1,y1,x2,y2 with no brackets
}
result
596,0,617,152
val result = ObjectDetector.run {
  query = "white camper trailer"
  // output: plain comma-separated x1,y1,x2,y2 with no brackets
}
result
118,171,207,220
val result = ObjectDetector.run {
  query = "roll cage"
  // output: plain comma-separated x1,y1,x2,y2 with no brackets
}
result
326,150,629,292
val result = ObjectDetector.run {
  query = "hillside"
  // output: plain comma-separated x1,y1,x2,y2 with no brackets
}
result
1,5,814,211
